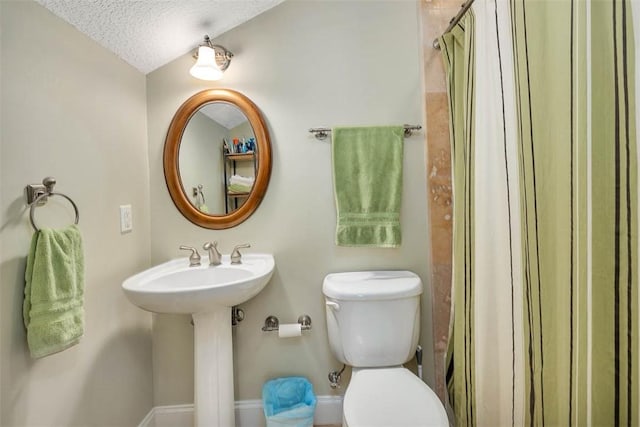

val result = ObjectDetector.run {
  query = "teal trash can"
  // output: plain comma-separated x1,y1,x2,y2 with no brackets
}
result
262,376,317,427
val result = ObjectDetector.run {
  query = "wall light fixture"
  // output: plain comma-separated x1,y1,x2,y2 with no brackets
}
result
190,35,234,81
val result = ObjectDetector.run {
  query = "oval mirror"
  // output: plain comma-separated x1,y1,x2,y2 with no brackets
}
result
164,89,272,229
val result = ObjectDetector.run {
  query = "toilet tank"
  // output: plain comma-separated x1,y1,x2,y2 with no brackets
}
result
322,271,422,368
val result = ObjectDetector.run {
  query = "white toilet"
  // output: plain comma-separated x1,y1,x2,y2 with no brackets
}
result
323,271,449,427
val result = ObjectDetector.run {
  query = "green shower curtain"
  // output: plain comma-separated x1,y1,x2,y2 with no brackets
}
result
440,0,639,425
439,12,476,427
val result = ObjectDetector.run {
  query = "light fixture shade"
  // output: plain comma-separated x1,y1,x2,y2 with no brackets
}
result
190,46,223,81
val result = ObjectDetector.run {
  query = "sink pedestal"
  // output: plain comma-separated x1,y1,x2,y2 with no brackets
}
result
121,254,275,426
193,306,235,427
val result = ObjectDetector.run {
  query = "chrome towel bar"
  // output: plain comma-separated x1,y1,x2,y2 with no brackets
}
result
309,124,422,140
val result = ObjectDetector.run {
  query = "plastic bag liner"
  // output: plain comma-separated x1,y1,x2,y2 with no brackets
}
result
262,376,317,427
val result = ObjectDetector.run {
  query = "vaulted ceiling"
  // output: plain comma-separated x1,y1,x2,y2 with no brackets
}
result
35,0,285,74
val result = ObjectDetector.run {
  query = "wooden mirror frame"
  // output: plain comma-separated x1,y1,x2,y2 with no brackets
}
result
164,89,272,229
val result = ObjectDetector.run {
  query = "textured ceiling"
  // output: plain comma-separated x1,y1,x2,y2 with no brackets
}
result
200,103,248,129
35,0,285,74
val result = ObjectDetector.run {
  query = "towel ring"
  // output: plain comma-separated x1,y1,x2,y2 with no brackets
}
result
29,191,80,232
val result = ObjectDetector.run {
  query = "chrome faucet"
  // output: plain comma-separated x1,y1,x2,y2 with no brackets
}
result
230,244,251,264
179,245,201,267
203,241,222,266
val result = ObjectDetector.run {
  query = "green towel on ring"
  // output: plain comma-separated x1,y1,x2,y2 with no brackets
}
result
23,225,85,358
332,126,404,247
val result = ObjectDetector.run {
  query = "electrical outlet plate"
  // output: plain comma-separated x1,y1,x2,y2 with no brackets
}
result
120,205,133,233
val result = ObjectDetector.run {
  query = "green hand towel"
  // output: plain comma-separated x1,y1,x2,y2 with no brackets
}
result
332,126,404,247
23,225,85,358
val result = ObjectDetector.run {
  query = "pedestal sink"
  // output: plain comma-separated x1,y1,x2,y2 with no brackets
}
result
122,253,275,427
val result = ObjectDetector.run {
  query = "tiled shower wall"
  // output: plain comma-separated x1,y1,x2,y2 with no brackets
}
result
421,0,460,401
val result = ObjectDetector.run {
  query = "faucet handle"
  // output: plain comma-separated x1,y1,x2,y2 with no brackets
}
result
179,245,201,267
230,244,251,264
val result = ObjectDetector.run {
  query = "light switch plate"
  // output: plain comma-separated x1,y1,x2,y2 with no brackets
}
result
120,205,133,233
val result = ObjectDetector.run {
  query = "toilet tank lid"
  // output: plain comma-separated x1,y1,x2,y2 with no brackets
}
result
322,271,422,301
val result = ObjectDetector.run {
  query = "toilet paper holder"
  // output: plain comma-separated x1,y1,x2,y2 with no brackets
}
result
261,315,312,332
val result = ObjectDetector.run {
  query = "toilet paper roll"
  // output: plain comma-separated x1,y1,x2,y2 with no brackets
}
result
278,323,302,338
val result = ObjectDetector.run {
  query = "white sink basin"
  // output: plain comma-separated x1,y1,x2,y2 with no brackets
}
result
122,252,275,427
122,253,274,314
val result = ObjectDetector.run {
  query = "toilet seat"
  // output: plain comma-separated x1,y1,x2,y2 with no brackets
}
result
343,367,449,427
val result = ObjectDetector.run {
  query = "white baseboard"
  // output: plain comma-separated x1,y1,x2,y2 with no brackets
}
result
139,395,343,427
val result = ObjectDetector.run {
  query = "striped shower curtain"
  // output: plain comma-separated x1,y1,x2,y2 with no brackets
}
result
440,0,639,425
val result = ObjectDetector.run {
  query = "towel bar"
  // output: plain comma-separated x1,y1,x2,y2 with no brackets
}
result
25,177,79,231
308,124,422,140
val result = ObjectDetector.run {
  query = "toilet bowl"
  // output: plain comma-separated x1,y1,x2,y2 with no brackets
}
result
344,368,447,427
323,271,448,427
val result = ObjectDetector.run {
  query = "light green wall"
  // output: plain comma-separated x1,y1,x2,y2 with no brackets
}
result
0,0,433,421
179,111,227,213
229,121,254,142
146,0,432,404
0,1,153,425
